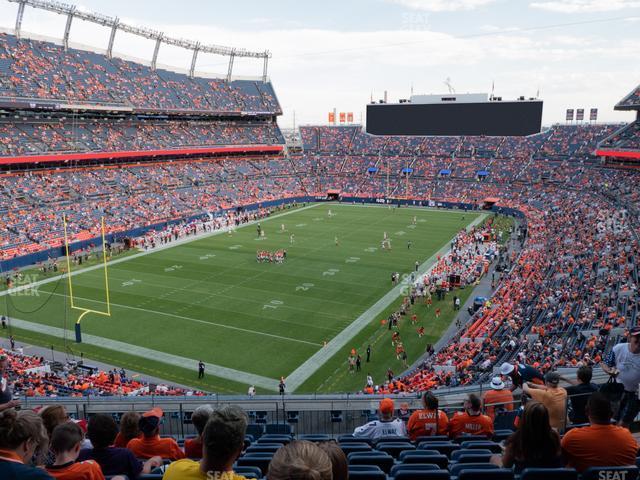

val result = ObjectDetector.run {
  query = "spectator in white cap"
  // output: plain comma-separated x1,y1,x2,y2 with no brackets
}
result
500,362,545,392
601,326,640,428
483,376,514,421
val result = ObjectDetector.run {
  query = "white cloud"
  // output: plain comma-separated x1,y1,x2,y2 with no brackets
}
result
530,0,640,13
386,0,497,12
0,2,636,126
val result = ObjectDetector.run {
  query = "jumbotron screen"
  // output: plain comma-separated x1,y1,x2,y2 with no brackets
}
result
366,100,543,136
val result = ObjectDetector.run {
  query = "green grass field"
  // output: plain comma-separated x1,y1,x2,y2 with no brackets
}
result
0,203,482,394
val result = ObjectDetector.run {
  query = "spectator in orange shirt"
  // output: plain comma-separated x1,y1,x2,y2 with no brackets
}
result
407,392,449,440
561,392,639,473
126,408,184,461
482,377,514,421
449,394,494,439
184,405,213,459
523,372,567,431
46,422,111,480
113,412,140,449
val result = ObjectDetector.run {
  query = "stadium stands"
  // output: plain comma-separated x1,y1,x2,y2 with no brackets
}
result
0,33,280,114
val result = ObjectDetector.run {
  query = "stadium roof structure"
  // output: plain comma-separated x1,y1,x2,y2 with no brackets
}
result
8,0,271,82
615,82,640,111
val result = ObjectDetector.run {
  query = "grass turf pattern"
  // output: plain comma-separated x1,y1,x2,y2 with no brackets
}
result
1,203,479,393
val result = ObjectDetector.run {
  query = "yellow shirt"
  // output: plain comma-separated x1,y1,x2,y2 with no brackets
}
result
528,387,567,430
163,459,247,480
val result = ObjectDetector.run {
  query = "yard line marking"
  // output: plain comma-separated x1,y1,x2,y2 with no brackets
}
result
46,291,322,347
5,316,279,391
284,213,488,392
0,203,320,298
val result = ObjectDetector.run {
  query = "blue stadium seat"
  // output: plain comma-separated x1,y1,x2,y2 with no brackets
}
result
391,463,441,476
331,410,344,423
349,470,386,480
338,434,359,443
374,435,411,445
417,442,460,457
454,434,489,444
394,470,451,480
455,453,494,464
492,429,514,442
265,424,292,435
257,434,292,444
376,441,415,458
234,466,262,478
450,463,501,476
399,449,441,461
402,453,448,469
349,465,384,472
299,434,332,442
245,443,283,454
236,453,273,476
246,423,264,440
493,411,518,430
458,468,514,480
459,441,502,453
286,411,299,424
520,468,579,480
348,452,395,473
451,449,493,461
582,467,639,480
340,442,373,455
254,411,268,424
417,435,451,442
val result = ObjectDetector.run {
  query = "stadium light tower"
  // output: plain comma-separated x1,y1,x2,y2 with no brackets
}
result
9,0,272,82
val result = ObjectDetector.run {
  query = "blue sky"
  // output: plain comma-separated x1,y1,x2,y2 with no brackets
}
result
0,0,638,128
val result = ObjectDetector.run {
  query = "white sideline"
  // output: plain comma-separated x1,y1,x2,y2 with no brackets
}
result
6,317,280,390
0,202,320,298
284,212,488,392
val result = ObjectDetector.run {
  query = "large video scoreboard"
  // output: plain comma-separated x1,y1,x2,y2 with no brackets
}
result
366,95,543,136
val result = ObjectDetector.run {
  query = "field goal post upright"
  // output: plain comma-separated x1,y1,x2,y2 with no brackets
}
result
62,214,112,343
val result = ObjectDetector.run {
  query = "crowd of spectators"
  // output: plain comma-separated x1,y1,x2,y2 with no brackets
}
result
1,391,638,480
0,117,284,158
1,348,202,398
0,33,280,114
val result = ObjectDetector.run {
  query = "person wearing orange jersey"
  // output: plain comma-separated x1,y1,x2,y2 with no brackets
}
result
407,392,449,440
449,394,494,439
482,377,514,421
46,423,110,480
126,408,184,461
562,392,638,472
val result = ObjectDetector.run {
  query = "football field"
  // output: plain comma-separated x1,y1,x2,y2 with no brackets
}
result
1,203,483,393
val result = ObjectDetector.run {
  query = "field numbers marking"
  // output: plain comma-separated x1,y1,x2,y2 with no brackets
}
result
121,279,142,287
313,217,323,221
322,268,340,276
407,225,417,229
164,265,183,272
228,245,243,250
364,247,378,253
345,257,360,264
263,299,284,310
395,231,406,236
295,223,307,227
199,254,216,260
295,283,315,292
